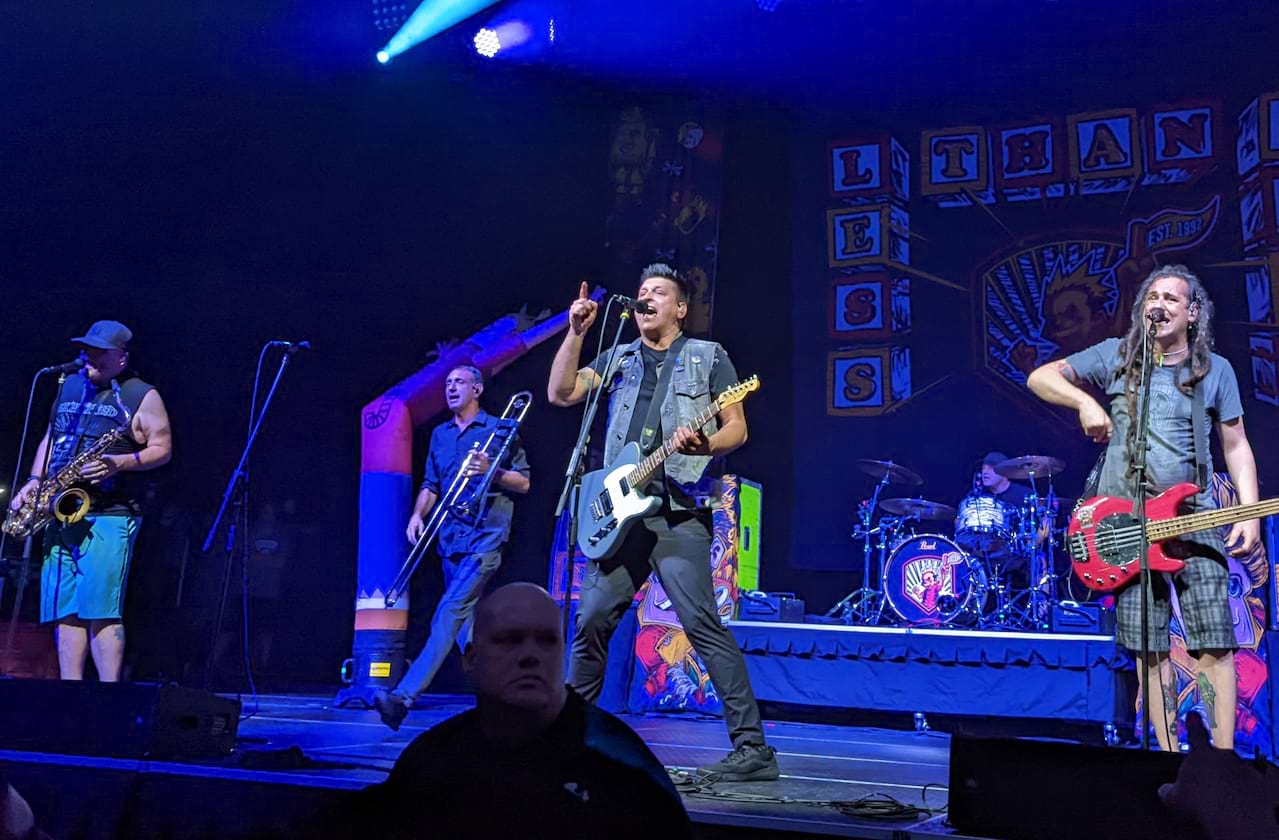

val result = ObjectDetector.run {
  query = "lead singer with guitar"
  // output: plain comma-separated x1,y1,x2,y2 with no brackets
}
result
548,266,777,781
1028,265,1261,751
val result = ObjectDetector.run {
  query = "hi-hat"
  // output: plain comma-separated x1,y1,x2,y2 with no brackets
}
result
994,455,1066,480
879,497,956,520
856,459,924,486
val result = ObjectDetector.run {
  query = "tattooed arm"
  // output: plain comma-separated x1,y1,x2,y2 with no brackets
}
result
1027,360,1113,444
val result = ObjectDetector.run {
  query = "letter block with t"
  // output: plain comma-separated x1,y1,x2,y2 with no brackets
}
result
920,126,993,207
828,136,910,205
829,274,910,341
826,347,912,417
1141,100,1221,186
826,204,910,269
1068,109,1142,195
992,119,1066,202
1239,166,1279,254
1236,91,1279,180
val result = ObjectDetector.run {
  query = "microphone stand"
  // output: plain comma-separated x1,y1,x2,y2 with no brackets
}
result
1132,315,1159,751
1,368,68,673
553,303,631,640
200,346,297,691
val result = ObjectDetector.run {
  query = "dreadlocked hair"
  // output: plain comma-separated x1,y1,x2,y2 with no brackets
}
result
1117,264,1215,476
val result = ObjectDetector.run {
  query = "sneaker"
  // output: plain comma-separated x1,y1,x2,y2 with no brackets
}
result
373,688,409,731
696,743,779,782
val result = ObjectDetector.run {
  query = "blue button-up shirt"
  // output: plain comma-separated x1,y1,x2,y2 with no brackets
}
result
422,410,530,558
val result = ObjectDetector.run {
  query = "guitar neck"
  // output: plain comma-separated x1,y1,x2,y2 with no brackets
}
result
628,401,723,487
1148,498,1279,542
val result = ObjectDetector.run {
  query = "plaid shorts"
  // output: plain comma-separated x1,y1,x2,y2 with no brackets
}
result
1114,531,1236,653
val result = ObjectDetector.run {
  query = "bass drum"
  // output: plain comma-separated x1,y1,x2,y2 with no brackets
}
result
884,534,989,626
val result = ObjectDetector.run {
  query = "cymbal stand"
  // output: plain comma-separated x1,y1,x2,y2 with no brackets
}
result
1022,469,1058,630
828,473,891,623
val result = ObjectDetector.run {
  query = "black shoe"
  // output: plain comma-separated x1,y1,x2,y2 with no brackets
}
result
696,743,779,781
373,689,409,731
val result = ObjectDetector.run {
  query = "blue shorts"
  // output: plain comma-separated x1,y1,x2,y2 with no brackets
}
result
40,514,140,623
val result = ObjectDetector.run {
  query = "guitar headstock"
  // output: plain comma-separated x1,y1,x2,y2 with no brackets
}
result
716,376,761,410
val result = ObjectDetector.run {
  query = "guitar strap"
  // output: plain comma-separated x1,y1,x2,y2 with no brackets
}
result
637,334,690,454
1190,375,1208,509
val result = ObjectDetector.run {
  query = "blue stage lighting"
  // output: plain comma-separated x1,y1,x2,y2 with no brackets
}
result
381,0,503,62
473,27,501,58
376,50,391,64
756,0,782,10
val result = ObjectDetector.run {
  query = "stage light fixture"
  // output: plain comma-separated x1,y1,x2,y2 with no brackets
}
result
756,0,782,10
376,50,391,64
379,0,503,62
474,27,501,58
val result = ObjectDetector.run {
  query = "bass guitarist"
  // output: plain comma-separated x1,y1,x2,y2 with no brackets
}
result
1028,265,1261,751
547,265,777,781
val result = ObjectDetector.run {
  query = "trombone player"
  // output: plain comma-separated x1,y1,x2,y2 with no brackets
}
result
374,365,530,730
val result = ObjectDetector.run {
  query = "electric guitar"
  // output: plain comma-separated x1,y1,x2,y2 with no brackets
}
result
576,376,760,561
1067,482,1278,591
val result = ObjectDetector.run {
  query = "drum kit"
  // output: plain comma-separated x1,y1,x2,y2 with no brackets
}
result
830,455,1069,630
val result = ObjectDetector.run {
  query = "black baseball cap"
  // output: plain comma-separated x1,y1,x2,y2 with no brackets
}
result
981,450,1010,468
71,320,133,350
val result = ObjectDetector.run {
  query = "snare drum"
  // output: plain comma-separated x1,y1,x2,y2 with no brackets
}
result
884,534,989,625
955,493,1016,555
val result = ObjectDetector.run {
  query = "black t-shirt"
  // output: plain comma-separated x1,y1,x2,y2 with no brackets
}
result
47,373,151,514
325,690,691,840
994,482,1033,510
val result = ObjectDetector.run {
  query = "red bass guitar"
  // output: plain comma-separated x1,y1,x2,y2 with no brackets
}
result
1067,482,1279,592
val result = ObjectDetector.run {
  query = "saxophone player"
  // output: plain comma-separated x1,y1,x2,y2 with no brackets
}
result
374,365,531,729
8,321,172,681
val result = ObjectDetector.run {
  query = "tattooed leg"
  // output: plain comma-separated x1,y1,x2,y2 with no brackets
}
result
89,620,126,682
1195,649,1236,749
1139,653,1178,752
1197,672,1216,730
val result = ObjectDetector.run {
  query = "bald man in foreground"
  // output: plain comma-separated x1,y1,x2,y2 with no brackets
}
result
327,584,691,839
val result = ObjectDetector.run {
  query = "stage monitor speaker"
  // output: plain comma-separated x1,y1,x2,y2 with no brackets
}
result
948,734,1208,840
0,680,240,760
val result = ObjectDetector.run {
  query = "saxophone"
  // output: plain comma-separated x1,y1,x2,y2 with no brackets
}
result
2,427,130,539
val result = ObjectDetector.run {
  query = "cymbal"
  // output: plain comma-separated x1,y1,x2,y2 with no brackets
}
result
995,454,1066,480
855,459,924,486
879,497,957,520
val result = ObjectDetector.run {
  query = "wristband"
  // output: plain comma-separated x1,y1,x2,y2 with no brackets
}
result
133,451,143,467
28,474,43,483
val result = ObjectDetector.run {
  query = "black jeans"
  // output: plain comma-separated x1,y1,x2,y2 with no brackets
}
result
568,509,766,748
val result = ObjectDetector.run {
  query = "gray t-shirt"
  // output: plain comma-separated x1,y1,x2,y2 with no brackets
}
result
1064,337,1243,501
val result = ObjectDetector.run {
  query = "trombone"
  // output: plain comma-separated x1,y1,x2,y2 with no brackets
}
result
384,390,533,607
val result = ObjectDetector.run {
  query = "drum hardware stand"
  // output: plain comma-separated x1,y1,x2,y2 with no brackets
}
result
830,474,892,624
1022,473,1059,631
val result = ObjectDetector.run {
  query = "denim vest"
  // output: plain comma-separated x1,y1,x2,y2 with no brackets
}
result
599,336,721,510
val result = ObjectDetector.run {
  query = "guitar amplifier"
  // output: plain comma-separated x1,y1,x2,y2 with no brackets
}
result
1051,600,1115,635
738,591,804,623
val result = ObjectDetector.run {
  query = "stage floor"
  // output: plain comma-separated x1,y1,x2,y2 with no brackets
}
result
2,691,990,839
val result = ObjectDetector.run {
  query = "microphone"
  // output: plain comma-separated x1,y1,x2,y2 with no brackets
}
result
1147,307,1169,324
39,358,87,375
611,295,656,315
270,340,312,354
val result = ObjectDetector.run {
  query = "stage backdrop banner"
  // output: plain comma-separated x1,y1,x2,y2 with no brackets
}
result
790,95,1277,579
605,104,724,334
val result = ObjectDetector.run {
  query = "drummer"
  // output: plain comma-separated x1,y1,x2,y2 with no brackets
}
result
977,451,1033,510
970,451,1050,582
